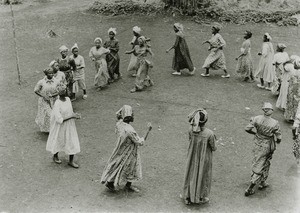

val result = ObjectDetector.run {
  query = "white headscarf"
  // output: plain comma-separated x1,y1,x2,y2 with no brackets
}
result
116,105,133,120
133,26,141,34
108,27,117,35
94,37,102,44
49,60,57,67
264,33,272,41
59,45,68,52
188,108,208,132
174,23,183,32
71,43,79,51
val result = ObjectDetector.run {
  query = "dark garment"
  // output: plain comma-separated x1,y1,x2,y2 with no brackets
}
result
57,56,76,97
172,35,194,71
104,39,120,79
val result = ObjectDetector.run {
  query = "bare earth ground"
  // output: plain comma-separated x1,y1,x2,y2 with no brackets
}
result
0,0,299,212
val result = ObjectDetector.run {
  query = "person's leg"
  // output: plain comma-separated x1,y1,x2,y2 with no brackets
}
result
68,155,79,168
125,182,140,192
53,152,61,164
221,69,230,78
105,181,115,191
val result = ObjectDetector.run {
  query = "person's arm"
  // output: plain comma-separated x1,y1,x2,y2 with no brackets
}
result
109,40,119,53
125,49,135,54
147,47,154,57
63,113,80,122
273,122,282,144
245,117,256,135
208,133,217,151
166,36,179,53
34,80,49,100
89,48,95,61
216,34,226,50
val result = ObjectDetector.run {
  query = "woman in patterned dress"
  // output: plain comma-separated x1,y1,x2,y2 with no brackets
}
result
202,25,229,78
34,68,59,133
103,28,121,81
183,108,217,205
255,33,275,91
166,23,195,76
125,36,154,93
101,105,152,192
235,31,254,82
89,37,111,89
292,113,300,165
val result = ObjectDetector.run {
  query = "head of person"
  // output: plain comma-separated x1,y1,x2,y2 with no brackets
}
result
188,108,208,132
56,83,67,97
94,37,102,48
133,26,141,37
44,68,54,80
108,28,116,39
138,36,146,46
116,105,134,123
71,43,79,57
293,56,300,69
49,60,59,73
262,102,273,116
276,43,286,52
173,23,183,33
263,33,271,42
212,25,221,34
244,30,252,39
59,45,69,58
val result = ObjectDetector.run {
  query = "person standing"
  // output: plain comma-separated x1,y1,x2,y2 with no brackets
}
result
235,31,254,82
49,60,66,85
292,113,300,166
101,105,152,192
103,28,121,81
166,23,195,76
46,83,81,168
183,108,217,205
89,37,111,90
255,33,275,90
244,102,281,196
201,25,229,78
34,68,59,133
70,43,87,100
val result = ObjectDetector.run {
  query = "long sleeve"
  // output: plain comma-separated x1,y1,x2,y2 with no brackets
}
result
245,117,256,132
218,34,226,48
89,47,94,60
127,130,144,146
273,122,282,140
79,56,85,68
208,133,217,151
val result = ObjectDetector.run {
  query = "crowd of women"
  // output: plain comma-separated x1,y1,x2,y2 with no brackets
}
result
33,22,300,206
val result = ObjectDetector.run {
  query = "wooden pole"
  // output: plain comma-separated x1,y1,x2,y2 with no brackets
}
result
10,1,21,85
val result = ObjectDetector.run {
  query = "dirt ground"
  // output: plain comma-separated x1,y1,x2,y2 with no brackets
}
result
0,0,299,212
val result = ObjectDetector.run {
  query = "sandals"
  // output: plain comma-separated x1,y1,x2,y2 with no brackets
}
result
244,188,255,197
53,156,62,164
126,185,140,193
68,162,79,169
200,197,210,204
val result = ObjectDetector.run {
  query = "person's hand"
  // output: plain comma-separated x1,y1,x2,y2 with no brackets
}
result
147,122,152,131
166,49,169,53
202,41,208,45
73,113,81,119
235,57,239,60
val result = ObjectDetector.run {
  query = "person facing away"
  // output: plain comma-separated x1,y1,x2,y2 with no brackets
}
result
244,102,281,197
183,108,217,205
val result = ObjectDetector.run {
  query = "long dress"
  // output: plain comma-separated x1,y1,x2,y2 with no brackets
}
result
172,32,194,71
103,38,120,79
89,46,110,88
276,62,294,109
255,42,275,83
46,97,80,155
69,54,86,93
133,45,154,91
202,33,226,70
57,56,76,96
101,120,144,186
34,77,59,132
236,39,253,79
292,119,300,161
284,69,300,120
183,127,216,203
272,52,290,96
245,115,281,184
127,35,141,73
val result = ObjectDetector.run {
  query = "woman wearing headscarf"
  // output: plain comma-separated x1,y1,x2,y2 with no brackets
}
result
284,56,300,121
103,28,121,81
101,105,152,192
34,68,59,132
166,23,195,76
235,31,254,82
127,26,151,77
255,33,275,90
292,113,300,166
46,83,81,168
244,103,281,196
89,37,111,90
125,36,154,93
183,108,217,205
70,43,87,100
49,60,66,85
56,45,77,100
202,24,229,78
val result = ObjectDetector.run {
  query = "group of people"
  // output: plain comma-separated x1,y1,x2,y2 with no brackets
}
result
33,22,300,207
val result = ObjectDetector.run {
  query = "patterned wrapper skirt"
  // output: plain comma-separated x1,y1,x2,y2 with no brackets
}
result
202,49,226,70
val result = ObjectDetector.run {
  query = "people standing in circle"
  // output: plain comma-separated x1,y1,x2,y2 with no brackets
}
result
255,33,275,90
235,30,254,82
70,43,87,100
201,25,229,78
183,108,217,205
34,68,59,133
166,23,195,76
104,27,121,81
244,102,281,197
89,37,111,90
46,83,81,168
125,36,154,93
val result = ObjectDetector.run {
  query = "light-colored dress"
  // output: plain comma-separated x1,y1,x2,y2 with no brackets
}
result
101,120,144,186
284,69,300,120
54,71,66,85
70,54,86,93
183,127,216,203
245,115,281,184
236,39,253,78
46,97,80,155
127,36,140,73
133,45,154,91
255,42,275,83
89,46,110,87
202,33,226,70
276,62,294,109
34,77,59,132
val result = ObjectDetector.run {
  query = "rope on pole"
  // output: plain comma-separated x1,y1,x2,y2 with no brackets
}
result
9,1,21,85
